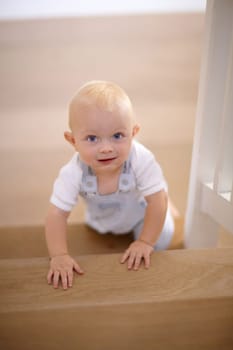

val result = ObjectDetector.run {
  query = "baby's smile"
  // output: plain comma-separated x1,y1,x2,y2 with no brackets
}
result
97,157,117,163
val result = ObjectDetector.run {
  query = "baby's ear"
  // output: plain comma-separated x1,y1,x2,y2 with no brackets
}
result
64,131,76,148
132,124,140,137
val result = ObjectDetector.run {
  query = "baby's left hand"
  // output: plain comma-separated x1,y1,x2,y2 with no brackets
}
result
120,240,154,270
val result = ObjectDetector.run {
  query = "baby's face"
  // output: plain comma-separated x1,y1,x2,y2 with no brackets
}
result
70,105,138,175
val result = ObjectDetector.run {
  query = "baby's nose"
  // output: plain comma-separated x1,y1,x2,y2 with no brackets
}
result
99,140,113,153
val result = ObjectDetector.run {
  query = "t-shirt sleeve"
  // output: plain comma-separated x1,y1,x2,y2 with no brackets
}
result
50,154,82,212
132,142,167,197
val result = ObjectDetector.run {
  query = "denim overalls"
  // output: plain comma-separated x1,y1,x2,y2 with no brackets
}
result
79,158,174,250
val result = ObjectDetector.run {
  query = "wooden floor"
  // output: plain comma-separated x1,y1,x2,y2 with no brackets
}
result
0,13,204,228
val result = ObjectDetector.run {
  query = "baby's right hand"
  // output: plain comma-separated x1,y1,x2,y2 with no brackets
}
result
47,254,84,290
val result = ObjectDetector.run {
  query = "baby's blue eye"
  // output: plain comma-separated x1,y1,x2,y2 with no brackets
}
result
113,132,124,140
87,135,98,142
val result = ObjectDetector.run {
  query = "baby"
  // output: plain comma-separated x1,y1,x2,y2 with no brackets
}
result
45,80,174,289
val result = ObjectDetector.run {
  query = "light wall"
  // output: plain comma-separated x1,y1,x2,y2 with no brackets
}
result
0,0,206,20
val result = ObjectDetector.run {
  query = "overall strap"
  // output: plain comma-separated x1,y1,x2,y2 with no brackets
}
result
79,158,97,195
119,151,136,192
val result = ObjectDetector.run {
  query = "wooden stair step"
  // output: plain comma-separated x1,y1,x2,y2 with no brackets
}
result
0,218,184,259
0,248,232,349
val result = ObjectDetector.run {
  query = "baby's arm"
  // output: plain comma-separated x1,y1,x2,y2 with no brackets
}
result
121,190,167,270
45,204,84,289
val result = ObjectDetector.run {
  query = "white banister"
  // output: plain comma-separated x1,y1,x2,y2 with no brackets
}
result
213,22,233,198
185,0,233,248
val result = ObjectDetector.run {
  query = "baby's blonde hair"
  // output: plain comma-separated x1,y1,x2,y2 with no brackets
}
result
69,80,134,128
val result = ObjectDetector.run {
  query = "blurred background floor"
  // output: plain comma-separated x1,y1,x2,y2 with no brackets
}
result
0,13,204,227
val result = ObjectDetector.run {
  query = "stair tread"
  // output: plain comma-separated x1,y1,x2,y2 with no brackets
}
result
0,218,184,259
1,248,232,313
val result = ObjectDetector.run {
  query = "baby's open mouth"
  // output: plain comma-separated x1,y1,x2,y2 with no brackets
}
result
98,157,116,162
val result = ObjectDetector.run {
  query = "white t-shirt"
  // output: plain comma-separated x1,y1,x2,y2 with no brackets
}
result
50,140,168,234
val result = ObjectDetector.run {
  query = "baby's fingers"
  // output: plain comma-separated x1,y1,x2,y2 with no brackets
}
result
133,254,143,270
53,270,60,289
121,249,142,270
48,269,58,288
127,252,137,270
68,263,84,288
47,269,53,285
73,262,84,275
120,249,130,264
60,270,69,290
144,253,151,269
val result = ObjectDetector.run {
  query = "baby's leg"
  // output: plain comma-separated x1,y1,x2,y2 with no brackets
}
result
168,197,180,218
133,208,174,250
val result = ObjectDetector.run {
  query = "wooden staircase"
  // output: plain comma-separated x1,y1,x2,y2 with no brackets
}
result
0,219,233,349
1,8,232,349
0,218,184,259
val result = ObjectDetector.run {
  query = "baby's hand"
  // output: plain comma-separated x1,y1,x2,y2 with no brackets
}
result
120,240,154,270
47,254,84,290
